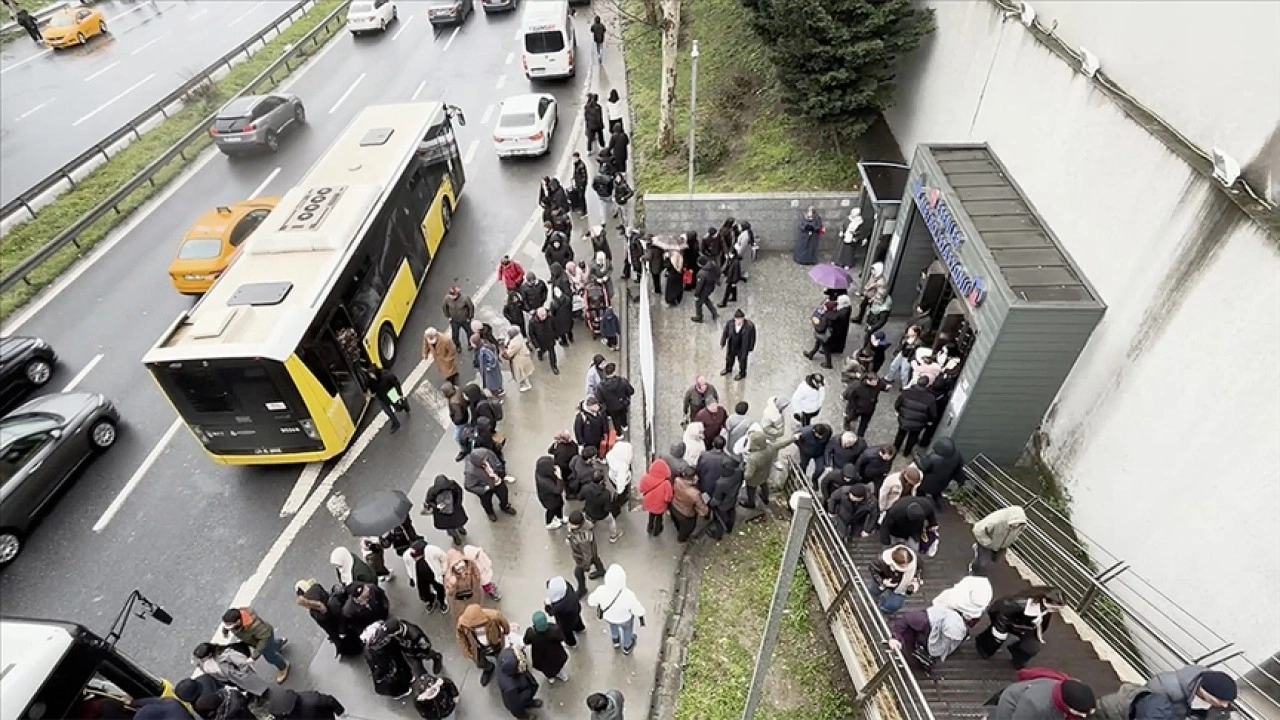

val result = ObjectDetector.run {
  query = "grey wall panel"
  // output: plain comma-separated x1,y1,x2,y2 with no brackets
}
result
641,193,857,256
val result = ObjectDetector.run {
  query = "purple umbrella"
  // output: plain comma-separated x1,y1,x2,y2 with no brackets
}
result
808,263,852,289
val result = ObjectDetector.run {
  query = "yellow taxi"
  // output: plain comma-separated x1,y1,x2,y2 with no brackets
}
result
41,6,108,48
168,198,278,295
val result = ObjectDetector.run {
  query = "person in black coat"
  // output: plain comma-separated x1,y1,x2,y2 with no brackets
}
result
496,647,542,718
579,471,612,526
544,576,587,647
695,437,730,495
717,248,744,307
854,445,896,491
363,621,413,698
690,257,721,323
568,446,605,500
528,307,560,374
719,310,756,380
606,126,629,171
595,364,634,432
819,462,859,503
894,376,938,456
520,272,549,313
583,93,606,151
522,612,570,682
844,372,889,437
827,483,878,543
707,457,745,539
503,291,527,339
384,618,445,677
412,674,460,720
795,423,834,483
645,241,665,294
547,432,579,489
570,153,590,216
879,496,937,548
423,474,468,546
549,280,575,347
534,456,567,528
975,587,1065,669
826,430,866,476
914,438,965,509
269,688,347,720
662,251,684,306
574,398,609,449
15,9,42,44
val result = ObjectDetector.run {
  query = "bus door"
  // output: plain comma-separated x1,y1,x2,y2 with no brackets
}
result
322,308,368,423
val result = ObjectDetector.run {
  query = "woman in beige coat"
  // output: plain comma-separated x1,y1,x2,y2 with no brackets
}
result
502,326,536,392
423,327,459,385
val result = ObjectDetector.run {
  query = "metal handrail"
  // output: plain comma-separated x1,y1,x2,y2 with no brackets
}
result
958,455,1279,719
0,0,315,226
782,459,937,720
0,1,351,296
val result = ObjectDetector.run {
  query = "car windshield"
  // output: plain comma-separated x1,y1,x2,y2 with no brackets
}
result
498,112,537,129
48,14,74,27
0,414,62,453
178,238,224,260
524,31,565,54
350,1,373,12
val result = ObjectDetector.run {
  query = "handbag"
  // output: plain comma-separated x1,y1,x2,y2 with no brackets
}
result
682,268,694,286
599,427,618,456
596,588,623,620
386,387,402,404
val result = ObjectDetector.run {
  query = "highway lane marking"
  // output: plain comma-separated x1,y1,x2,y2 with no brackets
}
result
92,419,182,532
280,463,322,517
249,166,282,198
191,8,208,20
5,12,351,334
130,36,166,55
391,14,414,40
328,72,366,114
61,354,104,392
512,25,520,41
109,4,151,22
84,61,120,83
505,51,514,66
227,0,267,27
72,74,154,127
463,138,478,165
411,80,426,100
495,74,506,90
15,99,54,121
442,25,460,53
0,48,53,75
480,104,494,125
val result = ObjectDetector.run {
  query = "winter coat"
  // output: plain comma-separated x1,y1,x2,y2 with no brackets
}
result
477,342,503,392
681,422,707,465
523,624,569,677
548,438,579,482
462,545,495,585
670,475,709,518
828,484,878,536
973,506,1027,551
606,441,633,497
584,100,605,131
682,384,720,420
596,375,635,414
425,475,468,530
879,496,938,545
878,470,918,515
916,438,965,497
988,678,1062,720
1146,665,1234,720
503,334,536,383
462,448,504,496
589,689,627,720
693,261,720,299
455,605,510,661
197,647,269,699
569,454,606,495
796,425,832,458
529,313,557,351
497,647,540,716
720,318,757,359
550,286,575,336
854,447,892,488
744,429,795,488
423,334,459,379
331,547,377,585
827,434,867,472
722,253,744,285
566,519,601,566
534,456,563,509
521,278,549,311
443,294,474,323
845,377,889,416
870,546,921,594
821,306,853,354
696,449,731,495
498,261,525,291
986,594,1054,639
725,412,753,457
270,690,346,720
587,564,646,625
639,459,675,513
709,461,744,520
574,405,610,448
895,387,938,430
791,379,826,416
580,479,613,522
607,131,630,169
132,698,196,720
545,578,586,633
341,583,390,633
224,608,274,657
761,396,787,439
695,405,729,441
1096,683,1178,720
413,677,460,720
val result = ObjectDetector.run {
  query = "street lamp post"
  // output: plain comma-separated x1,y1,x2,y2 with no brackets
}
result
686,40,700,195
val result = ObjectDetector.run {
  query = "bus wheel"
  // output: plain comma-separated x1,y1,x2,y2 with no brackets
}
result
441,200,453,232
378,324,398,365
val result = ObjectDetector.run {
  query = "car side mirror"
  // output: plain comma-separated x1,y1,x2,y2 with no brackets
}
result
50,429,63,439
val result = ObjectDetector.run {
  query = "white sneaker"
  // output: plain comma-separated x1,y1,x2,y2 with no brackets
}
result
505,475,516,484
546,518,563,530
519,382,533,392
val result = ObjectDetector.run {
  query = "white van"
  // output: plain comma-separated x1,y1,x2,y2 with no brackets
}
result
520,0,576,80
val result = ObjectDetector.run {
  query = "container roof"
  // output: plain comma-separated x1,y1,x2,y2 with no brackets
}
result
928,145,1100,305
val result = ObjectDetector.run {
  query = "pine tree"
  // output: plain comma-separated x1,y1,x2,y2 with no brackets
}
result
744,0,934,141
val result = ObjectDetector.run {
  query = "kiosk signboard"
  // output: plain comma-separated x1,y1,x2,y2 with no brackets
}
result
912,174,988,307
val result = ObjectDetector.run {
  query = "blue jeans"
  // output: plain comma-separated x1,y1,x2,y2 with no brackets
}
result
260,633,287,670
608,618,635,650
595,41,604,62
452,423,465,447
866,578,906,614
885,354,912,386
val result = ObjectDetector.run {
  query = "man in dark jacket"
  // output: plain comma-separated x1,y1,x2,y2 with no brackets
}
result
819,462,859,503
844,372,889,436
568,446,607,500
854,444,896,490
463,447,517,521
827,483,878,543
694,400,729,441
595,363,634,433
606,126,629,172
1144,665,1236,720
690,257,721,323
574,397,610,449
442,286,474,351
15,9,42,43
520,271,549,312
695,437,731,495
682,377,719,423
579,471,613,526
707,458,745,539
266,688,346,720
795,423,833,483
826,431,866,477
719,309,756,380
584,93,606,152
383,618,444,676
915,438,965,509
528,307,560,374
1096,683,1178,720
893,376,938,456
879,496,937,548
570,152,590,216
985,668,1097,720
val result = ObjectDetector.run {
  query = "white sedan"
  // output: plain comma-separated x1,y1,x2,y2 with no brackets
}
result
492,93,558,159
348,0,397,34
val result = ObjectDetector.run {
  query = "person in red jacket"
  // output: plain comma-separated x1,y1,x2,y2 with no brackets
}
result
498,256,525,292
637,459,674,537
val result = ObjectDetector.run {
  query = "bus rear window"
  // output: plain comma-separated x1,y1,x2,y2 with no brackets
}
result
160,364,292,415
524,31,565,54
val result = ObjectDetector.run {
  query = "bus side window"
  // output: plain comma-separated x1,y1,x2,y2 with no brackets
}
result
299,344,339,395
340,254,377,332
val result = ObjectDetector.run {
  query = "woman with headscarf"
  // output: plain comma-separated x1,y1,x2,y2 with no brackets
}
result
455,604,511,687
361,620,413,698
548,268,576,346
472,333,504,397
544,576,587,647
805,299,840,368
502,326,536,392
496,646,542,718
442,548,484,620
295,579,346,652
888,575,992,677
794,206,824,265
464,544,501,600
790,373,827,427
422,474,468,546
523,611,570,683
855,262,888,323
534,456,567,529
192,642,269,701
412,673,460,720
402,539,450,615
836,207,865,270
502,291,528,339
734,220,756,280
330,547,377,585
864,293,893,346
662,250,684,306
867,544,922,614
680,421,706,466
341,582,390,637
681,230,700,288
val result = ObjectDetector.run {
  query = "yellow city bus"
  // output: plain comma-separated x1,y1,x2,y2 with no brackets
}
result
142,102,466,465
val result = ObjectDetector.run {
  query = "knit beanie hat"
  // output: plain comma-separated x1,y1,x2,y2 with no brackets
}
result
1061,680,1096,714
1197,670,1237,702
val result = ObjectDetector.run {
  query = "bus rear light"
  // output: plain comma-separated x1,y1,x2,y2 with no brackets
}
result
299,419,320,440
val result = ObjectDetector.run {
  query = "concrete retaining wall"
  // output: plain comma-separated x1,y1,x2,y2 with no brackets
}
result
642,192,857,257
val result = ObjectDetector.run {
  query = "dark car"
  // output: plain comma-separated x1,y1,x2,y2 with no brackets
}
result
0,337,57,413
481,0,518,13
209,93,306,156
427,0,473,26
0,392,120,565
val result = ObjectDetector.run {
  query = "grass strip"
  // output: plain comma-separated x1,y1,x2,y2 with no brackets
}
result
676,519,853,720
0,0,345,321
621,0,859,196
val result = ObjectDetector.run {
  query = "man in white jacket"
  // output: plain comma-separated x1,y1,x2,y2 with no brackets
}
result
587,564,646,655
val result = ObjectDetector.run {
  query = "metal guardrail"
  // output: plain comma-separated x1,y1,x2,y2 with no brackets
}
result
0,0,314,227
958,455,1279,719
0,0,350,296
781,460,937,720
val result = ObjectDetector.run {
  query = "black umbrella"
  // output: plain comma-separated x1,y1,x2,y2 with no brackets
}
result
344,490,413,537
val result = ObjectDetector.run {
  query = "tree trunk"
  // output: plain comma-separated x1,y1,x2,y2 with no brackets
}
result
639,0,659,24
657,0,682,152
